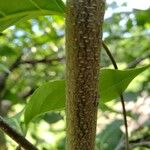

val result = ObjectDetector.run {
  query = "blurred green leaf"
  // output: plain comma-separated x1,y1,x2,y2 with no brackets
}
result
24,65,149,124
96,120,123,150
0,0,65,32
6,110,25,135
0,63,10,73
24,80,65,125
126,18,133,30
100,103,119,114
43,112,63,124
123,91,139,102
134,9,150,27
3,90,23,104
0,45,16,56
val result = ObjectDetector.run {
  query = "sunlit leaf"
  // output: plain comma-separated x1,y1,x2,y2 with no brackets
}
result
6,110,25,135
0,0,65,32
100,65,149,102
24,65,149,124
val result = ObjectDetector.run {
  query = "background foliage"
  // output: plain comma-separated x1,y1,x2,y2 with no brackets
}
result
0,0,149,149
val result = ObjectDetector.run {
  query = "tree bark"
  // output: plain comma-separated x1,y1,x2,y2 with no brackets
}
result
66,0,105,150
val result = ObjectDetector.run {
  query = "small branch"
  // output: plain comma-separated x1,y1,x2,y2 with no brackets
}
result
0,116,38,150
115,137,150,150
102,42,118,69
9,54,22,72
0,54,22,98
20,88,35,99
130,135,150,143
20,57,64,65
127,53,150,68
0,56,64,99
130,141,150,149
129,135,150,148
102,41,129,150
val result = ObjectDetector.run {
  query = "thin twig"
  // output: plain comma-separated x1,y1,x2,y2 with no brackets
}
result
102,41,129,150
0,116,38,150
130,141,150,149
0,56,64,100
20,57,64,65
0,54,22,99
120,95,129,150
127,53,150,68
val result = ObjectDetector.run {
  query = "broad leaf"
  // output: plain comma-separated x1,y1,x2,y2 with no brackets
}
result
96,120,123,150
100,65,149,102
24,65,149,124
0,0,65,32
24,80,65,124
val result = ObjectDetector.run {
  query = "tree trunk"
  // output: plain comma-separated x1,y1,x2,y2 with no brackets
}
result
66,0,105,150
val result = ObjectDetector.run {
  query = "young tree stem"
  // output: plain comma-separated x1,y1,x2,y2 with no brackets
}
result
66,0,105,149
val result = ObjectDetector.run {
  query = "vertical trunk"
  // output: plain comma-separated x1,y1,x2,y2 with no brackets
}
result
66,0,105,150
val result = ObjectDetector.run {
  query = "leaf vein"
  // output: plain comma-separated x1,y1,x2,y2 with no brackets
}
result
29,0,44,13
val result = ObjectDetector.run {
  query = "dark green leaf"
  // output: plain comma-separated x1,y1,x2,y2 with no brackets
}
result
0,45,16,56
126,18,133,30
0,0,65,32
43,112,63,124
134,9,150,27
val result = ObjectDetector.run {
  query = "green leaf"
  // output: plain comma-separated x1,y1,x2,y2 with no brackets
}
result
24,80,65,125
100,103,119,114
6,110,25,135
0,45,16,56
0,0,65,32
0,63,10,73
96,120,123,150
100,65,150,102
42,112,63,124
3,90,23,104
134,9,150,27
24,65,149,124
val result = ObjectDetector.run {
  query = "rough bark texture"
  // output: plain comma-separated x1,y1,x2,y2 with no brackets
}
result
66,0,105,150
